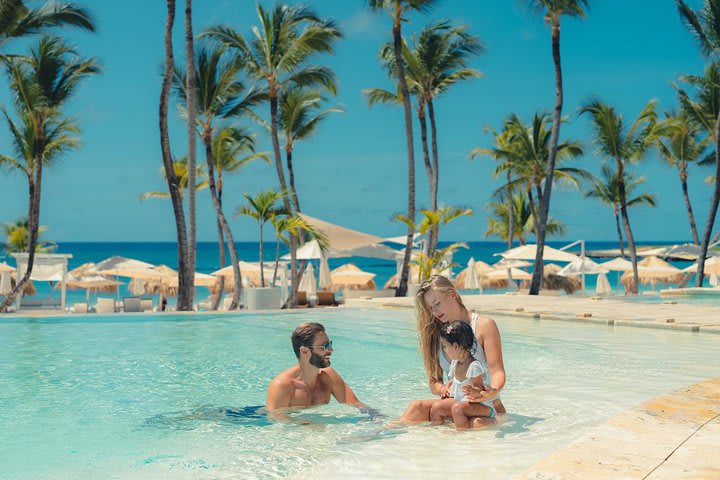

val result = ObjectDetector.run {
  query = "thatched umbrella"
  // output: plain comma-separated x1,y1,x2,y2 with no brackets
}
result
212,261,275,288
384,264,422,289
541,263,581,294
455,259,491,290
620,256,683,290
481,267,532,289
330,264,376,292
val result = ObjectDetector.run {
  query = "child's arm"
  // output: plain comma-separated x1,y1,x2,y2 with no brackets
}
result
441,378,453,399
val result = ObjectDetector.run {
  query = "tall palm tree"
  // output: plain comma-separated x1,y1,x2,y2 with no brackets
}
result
2,217,56,253
484,192,566,244
203,4,341,306
676,0,720,286
236,189,287,287
278,87,342,213
526,0,588,295
585,164,657,257
159,0,191,310
139,156,207,202
172,43,266,310
366,21,482,258
580,99,662,293
0,36,99,312
653,109,712,245
0,0,94,53
367,0,436,296
183,0,197,309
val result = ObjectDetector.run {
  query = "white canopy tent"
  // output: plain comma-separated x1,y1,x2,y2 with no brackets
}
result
11,253,73,310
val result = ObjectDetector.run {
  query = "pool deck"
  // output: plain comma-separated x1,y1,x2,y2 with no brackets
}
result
343,293,720,334
343,294,720,479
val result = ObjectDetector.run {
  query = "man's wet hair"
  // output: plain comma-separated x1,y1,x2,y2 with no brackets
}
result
291,322,325,358
439,320,474,351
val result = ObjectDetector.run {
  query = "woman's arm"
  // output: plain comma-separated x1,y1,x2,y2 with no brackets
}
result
481,318,506,393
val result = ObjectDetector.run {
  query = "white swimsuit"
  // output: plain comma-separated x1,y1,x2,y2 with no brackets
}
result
448,360,489,402
438,312,499,402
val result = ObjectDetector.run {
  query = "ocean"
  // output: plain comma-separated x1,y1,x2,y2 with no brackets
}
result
0,240,698,307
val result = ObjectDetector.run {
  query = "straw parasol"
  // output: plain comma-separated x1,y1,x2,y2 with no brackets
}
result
212,261,276,288
541,263,581,294
600,257,633,271
620,256,683,289
383,264,422,289
681,256,720,276
481,266,531,289
455,258,491,290
330,264,376,292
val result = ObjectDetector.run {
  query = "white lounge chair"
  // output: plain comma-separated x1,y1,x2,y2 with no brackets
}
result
72,302,88,314
124,297,142,313
95,297,116,314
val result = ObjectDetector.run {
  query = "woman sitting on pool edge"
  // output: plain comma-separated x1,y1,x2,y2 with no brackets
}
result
400,275,507,427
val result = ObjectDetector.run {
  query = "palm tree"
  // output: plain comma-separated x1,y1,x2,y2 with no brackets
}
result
676,0,720,286
0,0,94,53
159,0,191,310
0,36,99,312
482,113,586,243
2,217,56,253
203,4,342,306
139,156,207,202
278,87,342,213
580,99,663,293
653,109,712,245
172,43,267,310
183,0,197,309
484,193,566,244
366,21,482,258
525,0,589,295
585,164,657,257
367,0,436,297
236,189,288,287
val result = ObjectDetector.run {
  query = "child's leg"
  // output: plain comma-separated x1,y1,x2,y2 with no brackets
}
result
451,402,495,430
429,398,456,424
399,399,439,423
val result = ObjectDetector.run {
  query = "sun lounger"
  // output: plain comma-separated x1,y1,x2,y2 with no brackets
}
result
72,302,88,314
123,297,142,313
297,290,309,308
95,297,116,314
316,291,337,307
140,298,153,312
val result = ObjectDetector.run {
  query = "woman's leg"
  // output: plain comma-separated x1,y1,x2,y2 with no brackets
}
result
399,399,438,423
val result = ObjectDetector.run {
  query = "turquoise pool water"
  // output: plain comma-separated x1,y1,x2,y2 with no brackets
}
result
2,309,720,479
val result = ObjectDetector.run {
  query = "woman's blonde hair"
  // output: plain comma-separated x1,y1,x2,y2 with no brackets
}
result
415,274,467,382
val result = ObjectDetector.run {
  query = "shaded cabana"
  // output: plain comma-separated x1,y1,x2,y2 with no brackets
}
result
11,253,72,310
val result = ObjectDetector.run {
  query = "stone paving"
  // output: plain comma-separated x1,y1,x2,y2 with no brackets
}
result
343,293,720,479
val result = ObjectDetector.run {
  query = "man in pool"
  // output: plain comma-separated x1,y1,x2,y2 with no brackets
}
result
265,322,372,419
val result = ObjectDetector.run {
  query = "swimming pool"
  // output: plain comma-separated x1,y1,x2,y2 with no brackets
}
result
2,309,719,479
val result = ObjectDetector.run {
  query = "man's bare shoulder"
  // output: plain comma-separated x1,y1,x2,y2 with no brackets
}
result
269,365,300,386
319,367,344,383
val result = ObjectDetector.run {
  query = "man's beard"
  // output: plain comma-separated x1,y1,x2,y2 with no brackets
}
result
309,351,329,368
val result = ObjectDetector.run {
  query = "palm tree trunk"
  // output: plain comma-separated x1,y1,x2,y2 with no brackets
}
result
160,0,191,311
285,144,301,213
427,98,440,256
273,238,281,286
1,171,39,311
210,172,226,310
507,171,514,288
183,0,197,308
270,90,298,305
527,189,540,241
418,102,433,256
618,171,639,294
530,21,564,296
679,167,700,245
696,113,720,286
203,131,242,308
614,207,625,258
393,5,415,297
259,223,265,287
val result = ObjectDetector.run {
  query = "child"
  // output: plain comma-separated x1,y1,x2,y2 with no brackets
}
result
429,321,497,429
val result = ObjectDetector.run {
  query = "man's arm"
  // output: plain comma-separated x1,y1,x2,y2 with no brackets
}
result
265,377,295,419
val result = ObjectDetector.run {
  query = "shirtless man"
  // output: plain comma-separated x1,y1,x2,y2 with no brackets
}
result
266,322,369,419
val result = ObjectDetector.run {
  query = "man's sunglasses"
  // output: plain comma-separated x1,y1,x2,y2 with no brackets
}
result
308,340,333,351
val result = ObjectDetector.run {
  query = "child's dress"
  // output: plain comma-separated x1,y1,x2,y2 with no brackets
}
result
448,359,496,417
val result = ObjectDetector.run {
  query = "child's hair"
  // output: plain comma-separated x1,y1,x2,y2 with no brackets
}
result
439,320,475,352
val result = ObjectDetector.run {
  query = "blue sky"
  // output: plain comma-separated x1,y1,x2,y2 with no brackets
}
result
0,0,714,243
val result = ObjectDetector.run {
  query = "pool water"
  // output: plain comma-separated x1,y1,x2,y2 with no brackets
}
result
2,309,719,479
